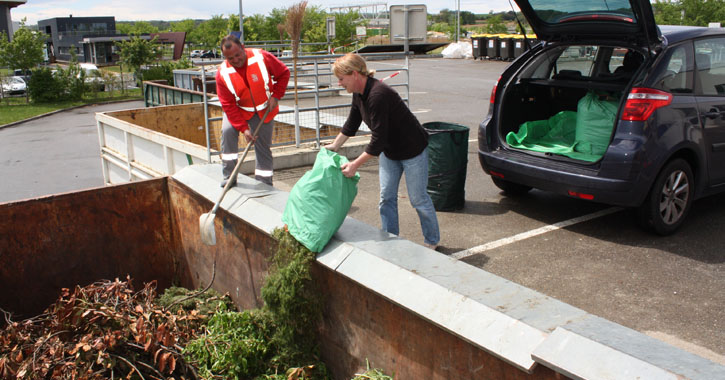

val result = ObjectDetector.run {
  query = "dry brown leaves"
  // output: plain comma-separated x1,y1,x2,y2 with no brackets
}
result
0,276,208,380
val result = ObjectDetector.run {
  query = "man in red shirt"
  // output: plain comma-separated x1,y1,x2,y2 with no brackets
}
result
216,34,290,186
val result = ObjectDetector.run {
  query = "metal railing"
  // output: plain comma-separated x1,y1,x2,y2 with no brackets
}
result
196,52,410,163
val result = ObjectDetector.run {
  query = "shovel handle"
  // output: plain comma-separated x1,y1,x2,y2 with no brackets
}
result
210,105,274,215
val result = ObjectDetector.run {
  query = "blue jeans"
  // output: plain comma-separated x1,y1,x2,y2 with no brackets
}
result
379,150,440,246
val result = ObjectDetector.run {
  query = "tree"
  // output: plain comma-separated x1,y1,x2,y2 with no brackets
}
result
653,0,725,26
0,19,46,102
191,15,228,50
301,6,328,47
243,14,268,42
486,15,508,34
171,19,198,48
460,11,477,25
116,34,161,84
331,9,361,50
117,21,160,35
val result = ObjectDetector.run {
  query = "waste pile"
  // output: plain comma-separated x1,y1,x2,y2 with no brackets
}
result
0,228,392,379
0,276,230,379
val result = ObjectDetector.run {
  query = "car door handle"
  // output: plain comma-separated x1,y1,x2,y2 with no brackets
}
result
702,109,723,119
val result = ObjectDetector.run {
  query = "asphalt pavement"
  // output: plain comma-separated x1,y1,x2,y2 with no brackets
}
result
1,57,723,365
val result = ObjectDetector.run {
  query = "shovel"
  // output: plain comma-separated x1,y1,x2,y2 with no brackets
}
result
200,105,273,246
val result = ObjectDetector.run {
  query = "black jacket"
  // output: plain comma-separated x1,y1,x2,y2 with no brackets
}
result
341,76,428,160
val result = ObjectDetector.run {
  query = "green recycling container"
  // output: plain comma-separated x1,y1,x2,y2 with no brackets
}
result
424,122,469,211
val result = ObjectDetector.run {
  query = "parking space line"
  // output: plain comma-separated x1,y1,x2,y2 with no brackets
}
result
451,207,623,259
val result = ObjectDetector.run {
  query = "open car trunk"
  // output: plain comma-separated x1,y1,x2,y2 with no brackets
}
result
498,44,644,162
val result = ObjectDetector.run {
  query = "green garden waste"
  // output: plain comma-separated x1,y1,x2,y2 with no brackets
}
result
282,148,360,252
424,122,470,211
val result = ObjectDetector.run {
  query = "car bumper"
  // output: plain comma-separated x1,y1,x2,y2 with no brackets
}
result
478,149,649,207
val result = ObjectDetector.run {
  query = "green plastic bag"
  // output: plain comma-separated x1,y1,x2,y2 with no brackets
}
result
281,148,360,252
506,111,577,152
574,91,619,155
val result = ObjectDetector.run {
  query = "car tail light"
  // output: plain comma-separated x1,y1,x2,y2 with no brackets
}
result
490,77,500,104
568,190,594,200
489,170,504,179
621,88,672,122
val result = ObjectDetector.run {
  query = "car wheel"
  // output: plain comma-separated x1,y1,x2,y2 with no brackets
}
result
491,177,532,195
637,158,693,235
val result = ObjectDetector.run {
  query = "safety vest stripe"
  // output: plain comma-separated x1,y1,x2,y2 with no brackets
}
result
248,49,270,94
255,169,273,177
239,100,268,112
219,65,240,103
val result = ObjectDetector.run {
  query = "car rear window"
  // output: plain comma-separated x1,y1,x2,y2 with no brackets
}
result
528,0,636,24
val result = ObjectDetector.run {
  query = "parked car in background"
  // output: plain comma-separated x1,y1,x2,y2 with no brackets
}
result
200,50,220,59
478,0,725,235
79,63,105,91
12,69,32,83
1,76,27,97
190,49,203,58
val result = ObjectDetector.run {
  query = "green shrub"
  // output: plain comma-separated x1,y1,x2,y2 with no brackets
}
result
27,67,64,103
139,58,193,86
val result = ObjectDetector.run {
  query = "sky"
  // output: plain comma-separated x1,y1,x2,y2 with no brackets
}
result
12,0,514,26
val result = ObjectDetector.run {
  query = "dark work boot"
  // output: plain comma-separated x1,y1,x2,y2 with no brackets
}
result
221,159,238,187
220,176,237,188
255,175,273,186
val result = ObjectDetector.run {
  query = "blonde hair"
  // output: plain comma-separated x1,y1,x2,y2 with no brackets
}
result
333,53,376,78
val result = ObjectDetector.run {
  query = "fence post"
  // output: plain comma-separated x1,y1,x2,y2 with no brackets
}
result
314,58,321,148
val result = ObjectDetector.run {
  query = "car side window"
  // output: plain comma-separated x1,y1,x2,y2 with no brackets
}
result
694,37,725,95
652,44,693,93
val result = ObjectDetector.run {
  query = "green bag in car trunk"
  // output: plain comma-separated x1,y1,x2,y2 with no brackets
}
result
281,148,360,252
573,91,619,155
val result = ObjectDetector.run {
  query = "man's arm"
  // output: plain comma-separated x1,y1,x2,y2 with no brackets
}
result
262,50,290,100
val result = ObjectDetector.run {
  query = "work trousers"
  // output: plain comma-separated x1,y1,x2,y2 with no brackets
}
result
221,113,274,185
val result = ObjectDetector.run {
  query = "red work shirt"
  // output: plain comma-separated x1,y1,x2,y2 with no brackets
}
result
215,49,290,132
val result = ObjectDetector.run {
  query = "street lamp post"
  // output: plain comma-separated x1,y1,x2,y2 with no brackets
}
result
239,0,245,43
456,0,460,43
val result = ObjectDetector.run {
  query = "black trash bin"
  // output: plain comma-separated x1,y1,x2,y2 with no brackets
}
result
500,37,515,60
486,36,500,59
472,36,484,60
512,37,526,58
424,122,469,211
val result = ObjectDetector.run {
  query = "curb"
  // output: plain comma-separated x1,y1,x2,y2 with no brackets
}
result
0,98,143,130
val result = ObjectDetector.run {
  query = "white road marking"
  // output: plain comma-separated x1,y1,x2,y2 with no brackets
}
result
451,207,624,259
412,109,431,114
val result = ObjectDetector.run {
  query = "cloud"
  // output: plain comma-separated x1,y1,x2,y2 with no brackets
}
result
12,0,513,25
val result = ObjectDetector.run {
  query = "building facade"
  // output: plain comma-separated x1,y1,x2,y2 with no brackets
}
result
38,16,122,64
0,0,26,41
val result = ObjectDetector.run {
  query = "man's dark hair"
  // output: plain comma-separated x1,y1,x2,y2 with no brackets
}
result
220,34,243,52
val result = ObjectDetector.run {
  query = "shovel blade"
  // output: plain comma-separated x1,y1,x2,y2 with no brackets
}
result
199,212,217,246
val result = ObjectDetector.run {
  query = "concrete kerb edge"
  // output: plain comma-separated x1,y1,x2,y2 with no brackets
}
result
0,98,143,130
171,164,725,379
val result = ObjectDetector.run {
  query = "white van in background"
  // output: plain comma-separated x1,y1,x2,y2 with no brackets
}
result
79,63,105,91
